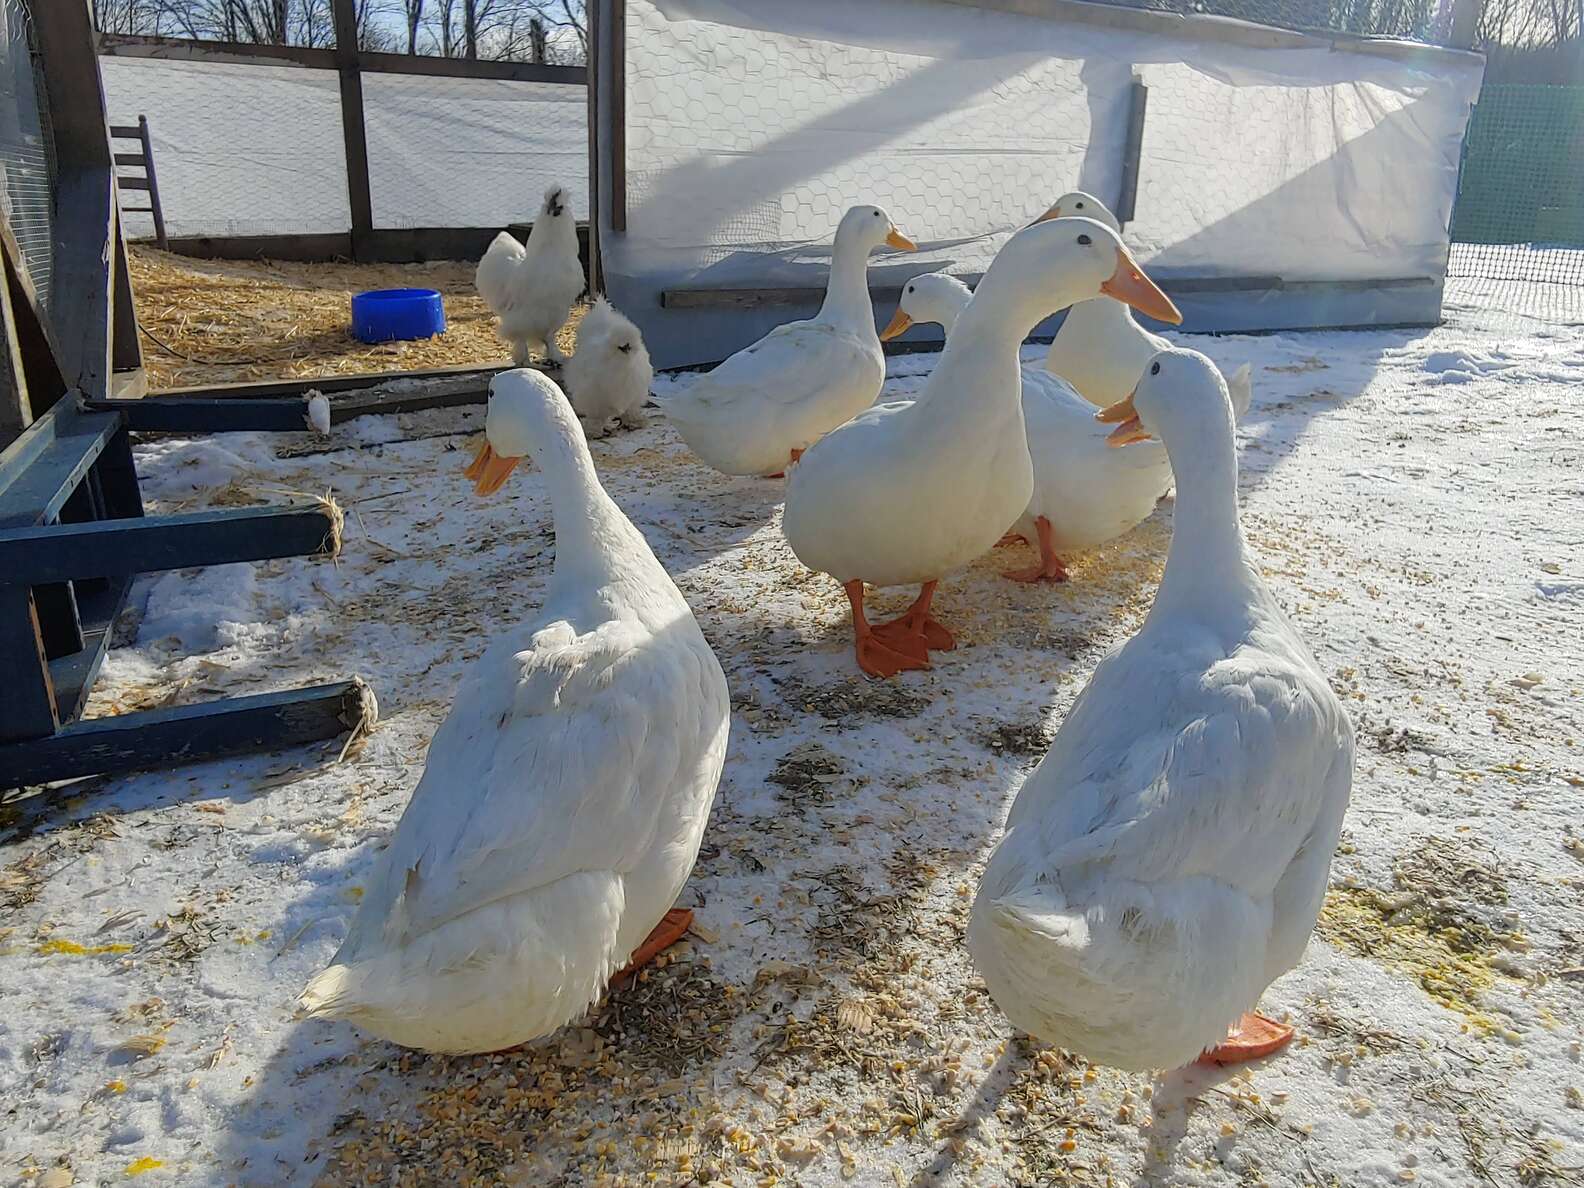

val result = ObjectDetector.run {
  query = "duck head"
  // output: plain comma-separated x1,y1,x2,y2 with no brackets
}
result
1030,190,1122,234
991,216,1180,327
464,368,572,495
838,204,917,255
1096,348,1231,448
881,271,973,340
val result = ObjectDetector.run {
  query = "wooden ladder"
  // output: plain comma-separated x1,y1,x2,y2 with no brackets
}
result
109,114,168,250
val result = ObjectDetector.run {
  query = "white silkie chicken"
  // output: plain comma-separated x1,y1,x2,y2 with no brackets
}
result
562,296,654,439
475,183,585,365
968,349,1353,1071
299,369,729,1054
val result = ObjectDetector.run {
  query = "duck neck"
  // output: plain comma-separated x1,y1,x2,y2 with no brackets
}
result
818,229,876,329
533,431,647,591
1148,416,1256,621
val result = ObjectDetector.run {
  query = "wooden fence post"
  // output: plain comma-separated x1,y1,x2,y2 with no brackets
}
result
1449,0,1482,48
331,0,375,261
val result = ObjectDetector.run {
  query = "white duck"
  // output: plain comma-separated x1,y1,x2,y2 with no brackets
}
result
882,271,1175,584
967,348,1353,1071
563,295,653,439
299,369,729,1054
1037,191,1252,415
783,218,1180,678
476,184,585,365
663,205,915,477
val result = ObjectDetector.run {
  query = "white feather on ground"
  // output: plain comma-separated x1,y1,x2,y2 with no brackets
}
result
562,297,654,439
474,183,584,365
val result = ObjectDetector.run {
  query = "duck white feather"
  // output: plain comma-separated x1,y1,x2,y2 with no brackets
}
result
1036,192,1252,418
783,218,1181,678
887,272,1174,583
300,370,729,1054
563,296,653,439
967,348,1353,1071
476,184,585,365
662,205,915,477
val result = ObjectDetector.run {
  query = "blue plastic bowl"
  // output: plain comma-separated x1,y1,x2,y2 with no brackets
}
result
350,288,446,343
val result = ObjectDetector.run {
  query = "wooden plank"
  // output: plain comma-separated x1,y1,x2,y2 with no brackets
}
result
161,222,589,266
1116,79,1148,227
45,573,131,726
111,209,144,376
331,0,376,261
358,51,584,85
0,228,33,445
661,285,915,310
0,213,69,412
156,360,509,399
96,33,586,84
0,584,59,743
0,679,372,789
586,0,602,292
0,503,340,585
138,116,170,251
0,410,121,530
609,0,627,234
33,0,116,400
97,32,337,70
83,397,318,433
93,425,145,521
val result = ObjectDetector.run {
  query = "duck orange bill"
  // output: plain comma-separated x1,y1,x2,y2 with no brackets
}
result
466,440,523,495
1027,204,1063,227
1101,247,1183,326
880,308,913,341
1095,392,1152,447
886,227,918,251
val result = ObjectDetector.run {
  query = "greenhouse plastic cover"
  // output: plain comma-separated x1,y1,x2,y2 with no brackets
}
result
98,56,588,240
604,0,1485,365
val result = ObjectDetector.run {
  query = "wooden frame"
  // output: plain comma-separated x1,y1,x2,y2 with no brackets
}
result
95,25,589,266
0,0,372,790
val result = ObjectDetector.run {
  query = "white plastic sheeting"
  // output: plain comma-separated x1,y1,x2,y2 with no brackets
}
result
98,56,588,241
602,0,1485,366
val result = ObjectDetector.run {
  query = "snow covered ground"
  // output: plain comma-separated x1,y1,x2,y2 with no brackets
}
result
3,297,1582,1187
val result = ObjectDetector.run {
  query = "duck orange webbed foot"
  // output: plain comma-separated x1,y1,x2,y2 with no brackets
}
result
844,579,930,678
872,580,956,653
1003,516,1069,584
995,531,1026,548
611,908,694,990
1196,1013,1295,1066
1004,557,1069,584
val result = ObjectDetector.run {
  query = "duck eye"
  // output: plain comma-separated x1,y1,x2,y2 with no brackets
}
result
1150,361,1161,375
906,286,914,294
1076,202,1085,209
873,210,881,217
1077,234,1092,246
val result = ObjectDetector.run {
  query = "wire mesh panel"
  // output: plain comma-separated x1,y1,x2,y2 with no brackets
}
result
361,73,587,229
0,0,56,309
1090,0,1447,40
607,0,1483,366
97,56,352,239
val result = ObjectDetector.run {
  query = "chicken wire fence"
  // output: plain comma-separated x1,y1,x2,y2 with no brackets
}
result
96,56,588,242
0,0,56,309
1095,0,1453,40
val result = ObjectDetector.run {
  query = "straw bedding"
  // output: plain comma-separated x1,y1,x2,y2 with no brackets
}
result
127,246,585,390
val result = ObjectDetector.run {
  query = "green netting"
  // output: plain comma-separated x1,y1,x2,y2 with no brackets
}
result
1449,84,1584,290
